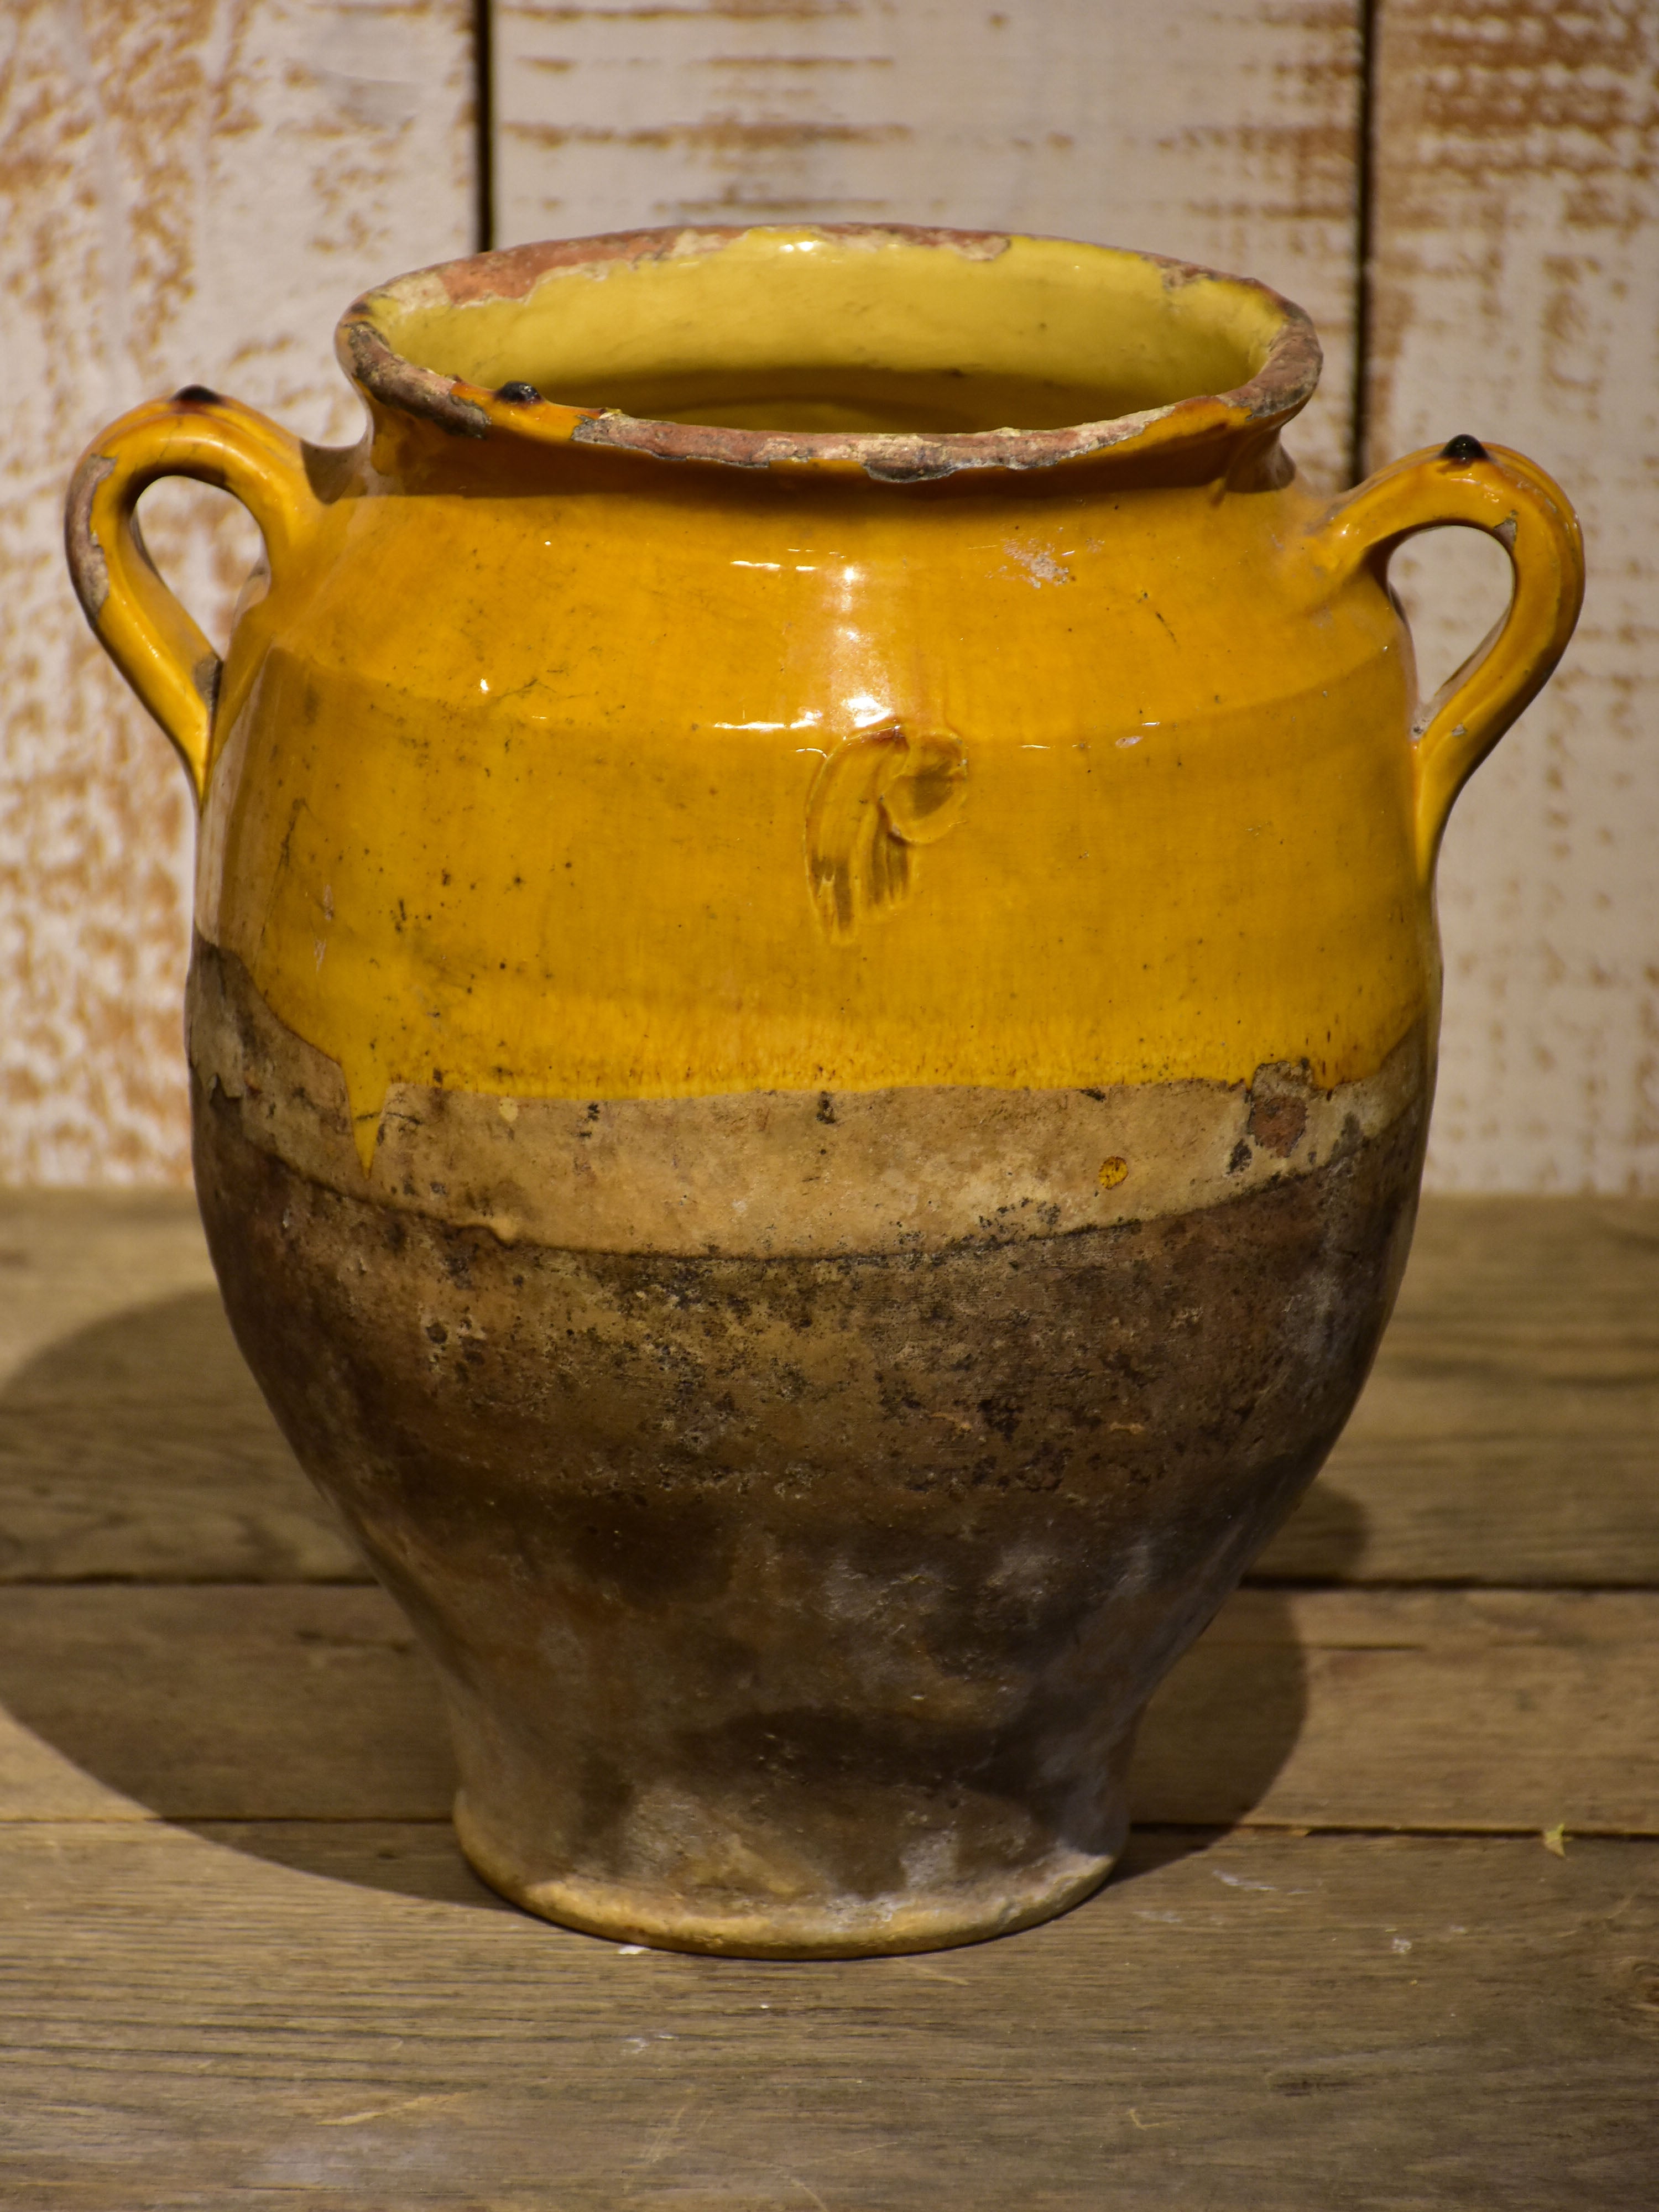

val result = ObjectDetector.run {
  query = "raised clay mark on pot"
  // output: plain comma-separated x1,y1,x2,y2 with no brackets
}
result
1246,1079,1310,1159
1003,544,1075,588
805,723,968,941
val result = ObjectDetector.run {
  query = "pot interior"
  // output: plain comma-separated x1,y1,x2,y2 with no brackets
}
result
371,228,1295,436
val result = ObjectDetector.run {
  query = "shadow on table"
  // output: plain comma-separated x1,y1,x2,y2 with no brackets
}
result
1118,1479,1368,1885
0,1286,1368,1916
0,1286,366,1583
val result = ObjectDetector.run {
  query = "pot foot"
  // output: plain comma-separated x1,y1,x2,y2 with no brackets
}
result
452,1793,1120,1959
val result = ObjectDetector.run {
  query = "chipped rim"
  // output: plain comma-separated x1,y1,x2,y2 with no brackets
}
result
337,222,1322,482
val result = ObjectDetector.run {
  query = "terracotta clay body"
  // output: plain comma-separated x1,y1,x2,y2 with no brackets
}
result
68,226,1583,1954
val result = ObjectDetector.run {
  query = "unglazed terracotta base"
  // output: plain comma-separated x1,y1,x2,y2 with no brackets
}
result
190,941,1426,1957
452,1791,1125,1958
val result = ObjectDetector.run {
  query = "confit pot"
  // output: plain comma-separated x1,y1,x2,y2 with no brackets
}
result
67,224,1583,1957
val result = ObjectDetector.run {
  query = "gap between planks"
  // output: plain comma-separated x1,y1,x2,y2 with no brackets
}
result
1,1823,1655,2211
3,1194,1655,1590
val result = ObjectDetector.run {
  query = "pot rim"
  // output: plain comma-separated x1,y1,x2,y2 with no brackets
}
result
338,222,1322,482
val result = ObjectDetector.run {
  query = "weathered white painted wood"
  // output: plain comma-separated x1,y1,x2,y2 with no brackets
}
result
4,7,1652,1198
1367,0,1659,1193
0,1,474,1185
494,0,1364,490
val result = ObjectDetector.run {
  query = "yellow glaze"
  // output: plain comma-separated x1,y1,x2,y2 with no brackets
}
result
66,227,1584,1157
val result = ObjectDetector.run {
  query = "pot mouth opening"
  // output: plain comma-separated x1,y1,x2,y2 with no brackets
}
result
343,225,1321,476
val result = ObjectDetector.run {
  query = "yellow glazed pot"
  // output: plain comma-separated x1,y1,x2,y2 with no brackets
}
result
67,226,1583,1957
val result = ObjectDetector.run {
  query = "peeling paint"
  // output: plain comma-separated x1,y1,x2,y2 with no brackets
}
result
1,0,473,1185
12,0,1651,1192
1370,0,1659,1192
493,0,1364,492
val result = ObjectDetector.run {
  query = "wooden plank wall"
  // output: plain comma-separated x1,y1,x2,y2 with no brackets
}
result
493,0,1364,491
1367,1,1659,1193
0,0,474,1182
0,1,1653,1189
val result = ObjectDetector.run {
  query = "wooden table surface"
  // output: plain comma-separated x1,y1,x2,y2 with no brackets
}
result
1,1193,1655,2208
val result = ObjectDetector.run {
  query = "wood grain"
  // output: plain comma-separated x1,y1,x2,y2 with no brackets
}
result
494,0,1364,492
1,1820,1654,2208
1138,1586,1659,1834
0,1190,362,1582
2,1577,1652,1837
1366,0,1659,1193
0,1201,1653,2202
0,1584,452,1821
0,1,473,1187
1256,1194,1659,1584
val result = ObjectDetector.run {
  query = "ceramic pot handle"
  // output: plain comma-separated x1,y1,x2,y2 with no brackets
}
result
65,389,321,802
1311,437,1584,877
